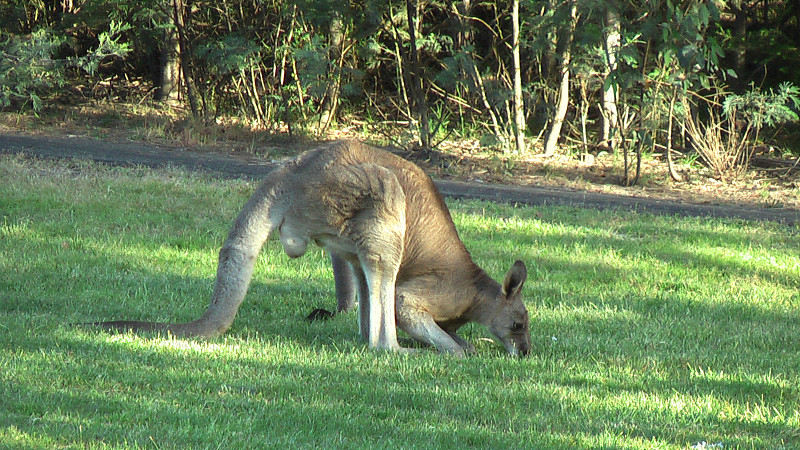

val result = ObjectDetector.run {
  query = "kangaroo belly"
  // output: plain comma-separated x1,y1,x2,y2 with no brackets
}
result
314,234,360,263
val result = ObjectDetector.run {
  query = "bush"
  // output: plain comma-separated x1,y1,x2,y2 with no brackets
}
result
685,82,800,181
0,22,130,112
0,29,65,111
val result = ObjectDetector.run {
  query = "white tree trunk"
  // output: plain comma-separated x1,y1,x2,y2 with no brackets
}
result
543,2,577,156
601,7,620,150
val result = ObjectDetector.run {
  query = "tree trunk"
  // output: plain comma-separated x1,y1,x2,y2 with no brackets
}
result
405,0,431,150
171,0,200,118
512,0,526,154
665,88,683,182
540,0,557,83
156,25,180,103
278,5,298,137
542,2,577,157
318,12,345,134
455,0,506,146
731,5,748,92
601,6,620,151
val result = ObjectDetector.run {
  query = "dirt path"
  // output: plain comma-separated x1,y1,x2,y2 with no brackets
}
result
1,132,798,226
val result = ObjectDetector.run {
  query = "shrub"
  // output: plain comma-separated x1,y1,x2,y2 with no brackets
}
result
0,22,130,112
685,82,800,181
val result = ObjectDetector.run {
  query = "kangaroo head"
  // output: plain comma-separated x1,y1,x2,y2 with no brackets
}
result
488,260,531,357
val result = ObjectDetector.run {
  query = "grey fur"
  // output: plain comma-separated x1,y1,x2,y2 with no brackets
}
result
94,140,531,356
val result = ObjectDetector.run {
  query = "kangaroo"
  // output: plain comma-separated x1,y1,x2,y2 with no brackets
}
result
93,140,532,356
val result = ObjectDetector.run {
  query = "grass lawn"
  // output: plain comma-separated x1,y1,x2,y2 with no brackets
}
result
1,155,798,449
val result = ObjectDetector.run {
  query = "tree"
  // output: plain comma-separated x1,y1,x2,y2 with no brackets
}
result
1,0,798,168
404,0,431,150
511,0,526,153
317,11,345,133
170,0,199,117
601,4,620,151
542,0,577,157
155,8,180,103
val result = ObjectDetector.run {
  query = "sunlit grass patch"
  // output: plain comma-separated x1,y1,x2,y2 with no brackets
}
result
1,155,798,448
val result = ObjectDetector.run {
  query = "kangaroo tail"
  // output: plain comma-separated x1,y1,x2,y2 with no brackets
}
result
86,178,286,339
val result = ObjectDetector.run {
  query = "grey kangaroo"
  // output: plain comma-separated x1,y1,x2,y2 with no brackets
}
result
94,140,532,356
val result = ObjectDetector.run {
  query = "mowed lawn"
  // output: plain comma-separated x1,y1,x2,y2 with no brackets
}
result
1,155,798,449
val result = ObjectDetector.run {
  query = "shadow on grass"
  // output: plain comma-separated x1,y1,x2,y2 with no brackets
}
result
3,193,799,447
3,324,797,448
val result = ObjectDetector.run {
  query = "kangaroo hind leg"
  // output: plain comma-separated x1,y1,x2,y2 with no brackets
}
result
396,298,466,357
330,253,357,314
340,164,407,352
343,261,371,341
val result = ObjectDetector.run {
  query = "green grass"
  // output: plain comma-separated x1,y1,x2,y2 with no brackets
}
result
1,155,798,449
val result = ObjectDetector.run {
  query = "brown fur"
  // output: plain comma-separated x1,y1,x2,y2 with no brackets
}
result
94,140,531,356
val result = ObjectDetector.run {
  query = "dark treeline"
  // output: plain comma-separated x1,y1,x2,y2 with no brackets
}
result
1,1,798,182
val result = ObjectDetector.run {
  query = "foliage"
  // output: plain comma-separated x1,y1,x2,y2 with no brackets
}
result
2,1,800,165
723,82,800,130
683,81,800,181
0,22,130,112
683,87,751,182
0,29,65,111
73,21,132,76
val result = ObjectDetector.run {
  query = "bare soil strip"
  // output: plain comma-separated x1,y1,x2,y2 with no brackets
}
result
1,132,797,226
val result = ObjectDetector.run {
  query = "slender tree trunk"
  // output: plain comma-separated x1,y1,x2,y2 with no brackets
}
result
391,20,413,121
601,6,620,151
388,1,413,124
731,5,748,92
405,0,431,150
623,86,645,186
455,0,472,49
455,0,505,145
318,12,345,134
156,25,180,103
172,0,200,117
666,88,682,181
278,5,299,137
542,2,577,157
512,0,526,154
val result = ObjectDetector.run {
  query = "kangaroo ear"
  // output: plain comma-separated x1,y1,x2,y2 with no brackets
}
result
502,260,527,299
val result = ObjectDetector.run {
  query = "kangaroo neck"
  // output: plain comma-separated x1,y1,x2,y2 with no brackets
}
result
461,268,502,326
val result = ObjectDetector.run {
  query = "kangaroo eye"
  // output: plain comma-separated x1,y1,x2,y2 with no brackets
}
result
511,322,524,331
